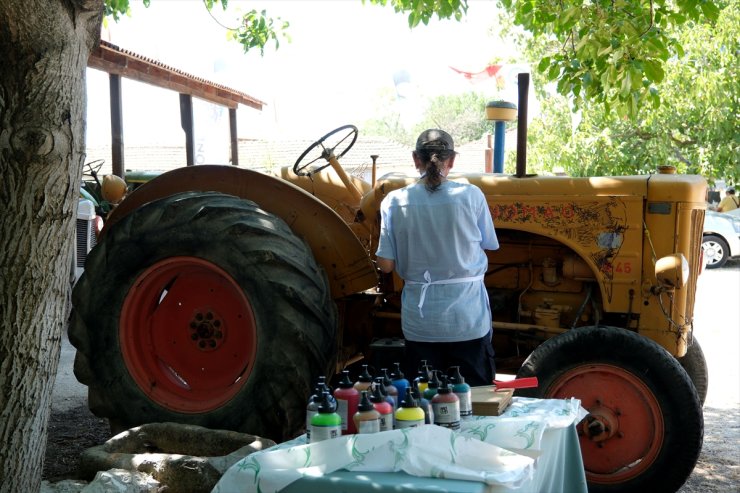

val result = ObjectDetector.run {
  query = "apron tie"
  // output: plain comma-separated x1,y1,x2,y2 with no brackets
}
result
406,270,485,318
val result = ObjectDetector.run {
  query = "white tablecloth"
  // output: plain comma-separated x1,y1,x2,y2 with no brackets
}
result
213,397,588,493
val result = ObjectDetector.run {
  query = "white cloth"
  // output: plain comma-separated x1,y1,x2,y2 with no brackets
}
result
212,397,588,493
406,270,485,318
213,426,534,493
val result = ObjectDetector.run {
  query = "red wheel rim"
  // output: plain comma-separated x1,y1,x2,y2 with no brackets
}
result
120,257,257,413
548,364,664,485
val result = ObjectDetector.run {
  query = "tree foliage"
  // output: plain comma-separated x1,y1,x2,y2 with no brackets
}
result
498,0,723,118
521,1,738,183
363,90,490,147
363,0,468,27
103,0,727,119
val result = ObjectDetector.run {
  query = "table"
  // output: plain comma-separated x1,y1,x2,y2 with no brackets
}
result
214,398,588,493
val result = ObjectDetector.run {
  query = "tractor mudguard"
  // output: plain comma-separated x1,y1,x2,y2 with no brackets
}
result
102,165,377,298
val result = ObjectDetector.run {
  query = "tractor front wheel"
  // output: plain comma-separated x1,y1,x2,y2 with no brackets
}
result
516,326,703,493
69,192,337,442
679,337,708,406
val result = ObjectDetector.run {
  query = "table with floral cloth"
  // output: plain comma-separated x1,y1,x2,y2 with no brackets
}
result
213,397,588,493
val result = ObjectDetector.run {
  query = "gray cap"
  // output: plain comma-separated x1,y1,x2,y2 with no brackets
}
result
416,129,455,153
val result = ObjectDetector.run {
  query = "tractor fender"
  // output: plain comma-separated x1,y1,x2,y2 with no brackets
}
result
102,165,378,298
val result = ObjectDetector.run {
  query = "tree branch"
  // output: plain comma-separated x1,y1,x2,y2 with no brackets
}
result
640,0,655,37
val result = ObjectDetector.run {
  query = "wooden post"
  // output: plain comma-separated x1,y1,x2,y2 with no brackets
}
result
180,93,194,166
109,74,125,178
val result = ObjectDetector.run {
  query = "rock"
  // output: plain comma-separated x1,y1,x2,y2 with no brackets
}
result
81,469,160,492
40,479,88,493
79,422,275,493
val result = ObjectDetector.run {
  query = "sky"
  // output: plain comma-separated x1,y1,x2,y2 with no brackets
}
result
86,0,528,153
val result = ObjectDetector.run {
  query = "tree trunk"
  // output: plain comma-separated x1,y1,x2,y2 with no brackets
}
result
0,1,102,490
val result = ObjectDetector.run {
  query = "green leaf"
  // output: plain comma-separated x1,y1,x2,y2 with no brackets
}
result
583,71,593,86
559,6,580,28
701,2,721,22
643,59,665,83
597,43,614,56
537,56,551,72
620,70,632,98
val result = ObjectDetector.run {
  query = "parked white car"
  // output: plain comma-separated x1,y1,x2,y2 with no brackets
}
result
702,209,740,268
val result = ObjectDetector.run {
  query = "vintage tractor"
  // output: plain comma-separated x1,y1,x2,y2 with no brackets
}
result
71,115,707,492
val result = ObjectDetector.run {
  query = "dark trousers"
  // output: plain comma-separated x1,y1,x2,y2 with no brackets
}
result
404,330,495,387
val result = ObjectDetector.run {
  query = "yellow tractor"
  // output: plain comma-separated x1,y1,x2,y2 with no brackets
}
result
71,118,706,492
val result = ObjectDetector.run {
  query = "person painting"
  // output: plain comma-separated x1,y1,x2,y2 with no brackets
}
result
375,129,499,387
717,187,738,213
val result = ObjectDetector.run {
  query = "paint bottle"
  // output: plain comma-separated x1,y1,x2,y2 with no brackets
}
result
305,383,324,442
394,392,425,429
334,370,360,434
423,370,441,401
310,392,342,443
380,369,399,407
375,376,396,428
432,376,461,431
448,366,473,420
354,364,374,392
410,380,434,425
369,382,394,432
353,390,381,434
414,363,430,395
317,375,336,409
390,362,410,404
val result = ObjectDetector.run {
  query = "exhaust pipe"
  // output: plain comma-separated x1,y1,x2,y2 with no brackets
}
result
516,73,529,178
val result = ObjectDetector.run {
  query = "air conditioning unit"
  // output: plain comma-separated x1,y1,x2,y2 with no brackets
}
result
74,199,97,284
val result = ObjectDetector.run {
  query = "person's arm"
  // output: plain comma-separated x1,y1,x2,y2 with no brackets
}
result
376,256,395,273
717,196,734,212
475,189,499,250
375,197,397,273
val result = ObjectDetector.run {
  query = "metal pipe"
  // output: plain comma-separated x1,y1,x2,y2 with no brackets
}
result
328,154,363,204
516,73,529,178
494,120,506,173
371,154,379,187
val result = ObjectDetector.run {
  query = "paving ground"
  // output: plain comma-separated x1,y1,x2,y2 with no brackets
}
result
676,257,740,492
43,260,740,490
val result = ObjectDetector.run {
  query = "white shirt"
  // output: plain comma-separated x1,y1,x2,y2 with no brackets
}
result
376,180,499,342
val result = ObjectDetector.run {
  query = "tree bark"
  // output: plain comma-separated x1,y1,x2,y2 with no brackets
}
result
0,1,102,490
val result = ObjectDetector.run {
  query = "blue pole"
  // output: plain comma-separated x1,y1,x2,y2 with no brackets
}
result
493,120,506,173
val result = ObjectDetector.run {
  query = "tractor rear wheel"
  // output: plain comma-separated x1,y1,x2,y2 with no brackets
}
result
516,326,703,493
69,192,337,442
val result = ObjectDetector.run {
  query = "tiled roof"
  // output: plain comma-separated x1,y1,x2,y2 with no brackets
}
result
84,137,416,178
84,132,515,179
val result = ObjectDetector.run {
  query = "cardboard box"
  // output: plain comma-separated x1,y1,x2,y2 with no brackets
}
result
470,386,514,416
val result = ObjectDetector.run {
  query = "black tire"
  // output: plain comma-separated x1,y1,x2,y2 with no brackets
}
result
702,234,730,269
69,191,337,442
516,326,703,493
679,337,708,406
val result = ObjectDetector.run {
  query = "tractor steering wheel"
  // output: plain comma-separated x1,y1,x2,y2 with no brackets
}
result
84,159,105,179
293,124,358,177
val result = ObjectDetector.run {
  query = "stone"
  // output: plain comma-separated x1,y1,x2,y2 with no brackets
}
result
79,422,275,493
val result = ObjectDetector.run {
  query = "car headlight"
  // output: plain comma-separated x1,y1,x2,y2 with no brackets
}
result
733,219,740,235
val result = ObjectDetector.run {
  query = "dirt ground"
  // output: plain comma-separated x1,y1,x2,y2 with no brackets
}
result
42,260,740,490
